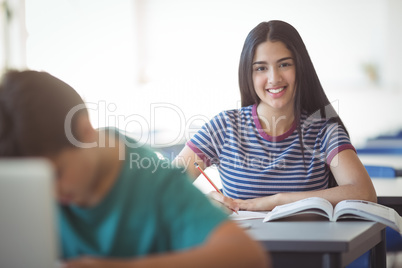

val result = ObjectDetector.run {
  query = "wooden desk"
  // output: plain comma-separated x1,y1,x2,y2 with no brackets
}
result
243,216,386,268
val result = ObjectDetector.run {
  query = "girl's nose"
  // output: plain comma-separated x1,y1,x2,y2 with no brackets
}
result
268,68,282,84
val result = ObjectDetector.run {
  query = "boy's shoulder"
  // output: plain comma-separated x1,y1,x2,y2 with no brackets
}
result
119,133,188,179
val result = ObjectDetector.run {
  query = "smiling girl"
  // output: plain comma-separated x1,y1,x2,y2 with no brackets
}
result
174,20,377,212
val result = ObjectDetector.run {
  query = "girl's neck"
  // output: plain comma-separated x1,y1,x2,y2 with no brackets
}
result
256,103,295,137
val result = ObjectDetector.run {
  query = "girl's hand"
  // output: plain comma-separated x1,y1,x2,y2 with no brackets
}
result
207,191,239,214
235,195,279,211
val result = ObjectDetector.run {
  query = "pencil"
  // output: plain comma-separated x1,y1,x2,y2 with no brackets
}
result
194,162,238,214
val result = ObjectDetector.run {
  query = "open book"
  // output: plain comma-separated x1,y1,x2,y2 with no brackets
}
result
263,197,402,234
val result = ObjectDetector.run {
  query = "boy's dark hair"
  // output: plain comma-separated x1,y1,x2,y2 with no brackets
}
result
0,70,87,157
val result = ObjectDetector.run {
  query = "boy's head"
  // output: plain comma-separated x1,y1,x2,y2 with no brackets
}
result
0,70,105,206
0,70,88,158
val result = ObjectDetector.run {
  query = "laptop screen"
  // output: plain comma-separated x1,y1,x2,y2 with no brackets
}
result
0,158,60,268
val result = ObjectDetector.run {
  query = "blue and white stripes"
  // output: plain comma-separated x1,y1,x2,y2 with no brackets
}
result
188,104,355,199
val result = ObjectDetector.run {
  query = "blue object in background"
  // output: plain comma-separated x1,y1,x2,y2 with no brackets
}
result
364,165,397,178
357,147,402,155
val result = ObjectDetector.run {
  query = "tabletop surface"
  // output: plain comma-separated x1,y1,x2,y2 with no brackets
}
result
372,177,402,197
243,215,384,252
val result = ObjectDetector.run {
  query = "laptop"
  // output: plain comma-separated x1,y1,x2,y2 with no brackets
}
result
0,158,60,268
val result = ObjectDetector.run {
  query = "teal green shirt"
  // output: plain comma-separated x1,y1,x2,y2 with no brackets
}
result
58,130,228,259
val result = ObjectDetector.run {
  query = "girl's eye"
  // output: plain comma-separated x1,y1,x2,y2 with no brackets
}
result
279,62,293,68
254,66,267,71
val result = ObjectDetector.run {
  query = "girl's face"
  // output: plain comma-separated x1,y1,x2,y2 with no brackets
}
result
252,40,296,113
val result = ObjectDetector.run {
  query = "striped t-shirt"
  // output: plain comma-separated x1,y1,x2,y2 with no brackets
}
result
187,104,355,199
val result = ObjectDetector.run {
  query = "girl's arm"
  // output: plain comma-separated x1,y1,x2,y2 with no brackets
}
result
62,220,270,268
172,145,239,213
236,149,377,211
172,145,203,182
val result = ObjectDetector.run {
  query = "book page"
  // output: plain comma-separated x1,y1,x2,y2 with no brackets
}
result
333,200,402,233
229,210,267,221
263,197,334,222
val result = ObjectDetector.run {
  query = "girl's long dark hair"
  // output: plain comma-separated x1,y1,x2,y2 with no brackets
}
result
239,20,347,188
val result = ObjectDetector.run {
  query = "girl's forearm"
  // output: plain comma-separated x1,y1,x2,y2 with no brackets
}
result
237,183,377,211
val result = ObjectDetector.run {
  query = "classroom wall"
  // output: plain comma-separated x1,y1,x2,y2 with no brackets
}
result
6,0,402,148
136,0,402,147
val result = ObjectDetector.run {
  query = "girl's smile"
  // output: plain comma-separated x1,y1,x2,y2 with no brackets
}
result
266,86,287,98
252,40,296,112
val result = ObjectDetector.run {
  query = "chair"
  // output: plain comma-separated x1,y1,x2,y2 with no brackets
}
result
348,165,402,268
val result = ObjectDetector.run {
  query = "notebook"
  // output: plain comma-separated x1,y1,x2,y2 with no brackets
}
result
0,158,60,268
